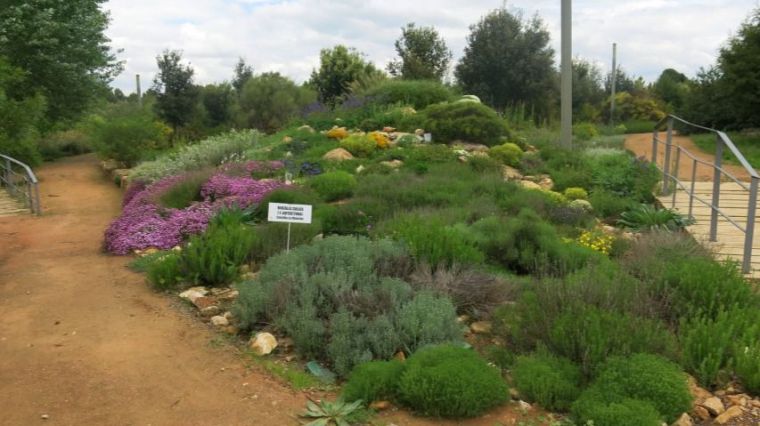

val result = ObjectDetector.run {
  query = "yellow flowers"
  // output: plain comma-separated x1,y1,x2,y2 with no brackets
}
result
326,126,349,140
368,131,390,149
577,230,614,255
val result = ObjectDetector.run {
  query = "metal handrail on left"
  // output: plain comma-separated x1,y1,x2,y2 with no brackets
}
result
0,153,41,215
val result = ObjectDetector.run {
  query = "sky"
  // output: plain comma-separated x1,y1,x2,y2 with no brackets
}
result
105,0,760,93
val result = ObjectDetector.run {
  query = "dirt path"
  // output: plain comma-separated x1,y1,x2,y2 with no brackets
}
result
0,155,306,425
624,133,751,182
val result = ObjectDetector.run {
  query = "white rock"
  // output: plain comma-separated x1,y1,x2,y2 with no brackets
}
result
179,287,208,303
249,332,278,356
672,413,694,426
701,396,725,416
210,316,229,327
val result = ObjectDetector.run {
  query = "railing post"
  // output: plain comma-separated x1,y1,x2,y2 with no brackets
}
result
662,118,674,193
689,159,697,220
743,176,758,274
672,147,681,208
651,129,658,165
710,134,724,242
4,158,13,196
33,182,41,215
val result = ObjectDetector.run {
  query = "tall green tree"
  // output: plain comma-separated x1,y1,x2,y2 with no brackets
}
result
238,72,315,133
387,23,452,81
153,50,199,137
455,9,555,116
232,57,254,94
572,59,605,121
309,45,382,106
200,83,233,128
0,0,122,126
653,68,689,110
0,56,46,165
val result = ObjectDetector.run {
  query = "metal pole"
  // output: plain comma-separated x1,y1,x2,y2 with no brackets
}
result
286,222,291,253
610,43,617,125
662,118,674,194
710,134,723,242
689,159,697,220
743,176,758,274
652,129,658,165
136,74,142,107
560,0,572,148
33,182,41,215
672,147,681,208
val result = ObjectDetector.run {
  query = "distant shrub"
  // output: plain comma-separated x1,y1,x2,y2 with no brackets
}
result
390,216,484,268
397,345,508,418
421,102,509,146
238,72,316,133
590,153,659,201
342,360,405,403
88,103,169,167
339,134,376,157
308,171,357,202
155,170,213,209
37,129,92,160
364,80,454,109
618,204,694,232
573,122,600,141
250,221,322,261
489,142,523,167
146,251,184,290
512,351,581,411
467,155,502,173
563,187,588,201
589,190,636,219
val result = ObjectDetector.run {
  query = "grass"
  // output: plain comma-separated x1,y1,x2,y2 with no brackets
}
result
245,352,331,391
692,131,760,169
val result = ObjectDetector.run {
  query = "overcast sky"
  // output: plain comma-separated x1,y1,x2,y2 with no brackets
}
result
105,0,759,93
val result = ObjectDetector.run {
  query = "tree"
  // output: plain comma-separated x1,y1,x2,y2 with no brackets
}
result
238,72,316,133
309,45,382,106
200,83,233,128
0,56,46,165
232,57,253,94
572,59,605,121
153,50,199,137
653,68,689,110
0,0,122,126
387,23,452,81
455,9,555,116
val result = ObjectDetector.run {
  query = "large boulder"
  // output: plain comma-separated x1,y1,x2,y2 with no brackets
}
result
249,332,278,356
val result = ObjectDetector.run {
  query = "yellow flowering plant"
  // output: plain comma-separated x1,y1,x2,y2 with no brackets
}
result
577,229,614,255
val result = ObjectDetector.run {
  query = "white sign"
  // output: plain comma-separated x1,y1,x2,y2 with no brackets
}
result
268,202,313,224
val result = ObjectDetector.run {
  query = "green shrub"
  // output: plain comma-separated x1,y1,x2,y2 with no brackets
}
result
155,170,213,209
421,102,509,146
182,212,257,286
590,153,659,200
146,251,184,290
589,190,636,219
237,72,316,133
735,342,760,394
339,134,376,157
572,391,662,426
563,187,588,201
618,204,694,232
364,80,454,110
394,292,463,354
489,142,523,167
37,129,91,160
467,155,502,173
308,171,357,202
88,103,169,167
342,360,405,403
512,351,581,411
391,216,484,267
250,221,322,261
397,345,508,418
573,122,600,141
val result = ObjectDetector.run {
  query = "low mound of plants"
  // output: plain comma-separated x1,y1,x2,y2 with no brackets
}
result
512,351,581,411
421,101,509,146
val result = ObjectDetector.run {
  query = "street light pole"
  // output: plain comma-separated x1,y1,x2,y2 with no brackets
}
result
560,0,572,148
610,43,617,125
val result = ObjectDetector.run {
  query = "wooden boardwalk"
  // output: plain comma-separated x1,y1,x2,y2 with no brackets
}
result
0,190,28,217
659,181,760,277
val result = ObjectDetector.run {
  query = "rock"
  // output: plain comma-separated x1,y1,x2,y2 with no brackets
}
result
282,136,293,143
693,405,711,421
200,305,221,317
249,332,278,356
538,176,554,190
672,413,693,426
179,287,209,303
394,351,406,362
216,289,239,302
519,180,542,190
457,315,470,323
223,311,234,320
517,400,532,411
501,165,523,181
752,399,760,408
457,143,490,153
701,396,725,416
370,400,392,411
210,316,229,327
509,388,521,399
526,144,539,153
322,148,354,162
470,321,493,334
382,126,396,133
101,159,121,173
727,394,748,407
715,405,743,424
414,129,425,136
192,296,217,310
41,414,49,420
491,336,507,346
223,326,239,335
355,165,365,173
688,376,713,404
297,125,315,133
458,156,468,163
284,355,297,362
380,160,403,169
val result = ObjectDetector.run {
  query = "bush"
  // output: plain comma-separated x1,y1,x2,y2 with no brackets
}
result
364,80,454,109
421,102,509,146
397,345,508,418
735,342,760,395
237,72,316,133
563,187,588,201
182,211,257,286
572,391,662,426
589,190,636,219
339,134,376,157
155,169,213,209
342,360,405,403
250,221,322,261
512,351,581,411
618,204,694,232
390,216,484,268
489,142,523,167
308,171,357,202
590,153,659,201
146,251,184,290
88,103,169,167
573,122,599,141
394,292,463,354
37,129,91,160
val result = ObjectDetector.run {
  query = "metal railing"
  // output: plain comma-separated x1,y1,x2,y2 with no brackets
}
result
651,115,759,273
0,154,41,215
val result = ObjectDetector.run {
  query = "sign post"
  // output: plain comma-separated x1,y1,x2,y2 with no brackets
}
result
267,202,313,253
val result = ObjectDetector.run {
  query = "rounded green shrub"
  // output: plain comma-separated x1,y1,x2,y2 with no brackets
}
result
573,122,600,141
342,360,405,403
421,102,509,146
563,187,589,201
571,390,662,426
512,352,581,411
339,134,376,157
489,143,524,167
397,345,508,418
364,80,454,110
146,251,184,290
308,171,357,202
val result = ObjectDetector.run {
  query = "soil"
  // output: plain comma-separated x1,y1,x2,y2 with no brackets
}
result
0,154,549,426
624,133,751,182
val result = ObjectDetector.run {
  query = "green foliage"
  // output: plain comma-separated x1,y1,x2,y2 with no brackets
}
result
37,129,91,160
182,211,257,286
342,360,405,403
589,190,637,219
390,216,484,267
394,292,462,354
250,221,322,261
572,123,599,141
146,251,184,290
238,72,316,133
153,50,199,134
397,345,508,418
232,57,253,94
199,83,233,128
618,204,694,232
735,342,760,394
364,80,454,109
654,68,689,110
563,187,588,201
572,60,606,121
387,23,452,81
512,351,581,411
87,103,169,167
156,170,212,209
0,57,46,166
301,398,364,426
590,152,658,201
572,391,662,426
339,134,376,157
309,45,382,106
489,142,523,167
421,101,509,146
253,187,322,221
308,171,357,202
455,9,555,118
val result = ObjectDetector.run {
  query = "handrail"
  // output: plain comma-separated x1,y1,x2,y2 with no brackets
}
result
0,153,41,215
651,115,759,274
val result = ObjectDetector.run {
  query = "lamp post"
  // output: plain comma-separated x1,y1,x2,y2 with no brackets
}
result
560,0,573,148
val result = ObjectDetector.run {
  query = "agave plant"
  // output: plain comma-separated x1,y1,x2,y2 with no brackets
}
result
617,204,695,232
300,398,363,426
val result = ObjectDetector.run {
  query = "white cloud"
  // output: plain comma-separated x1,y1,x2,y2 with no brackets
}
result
104,0,759,93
